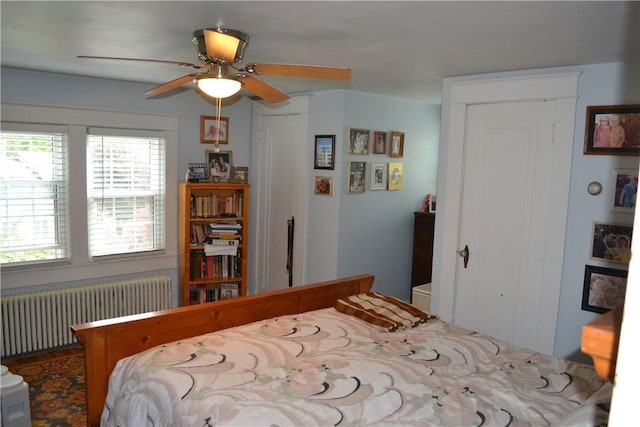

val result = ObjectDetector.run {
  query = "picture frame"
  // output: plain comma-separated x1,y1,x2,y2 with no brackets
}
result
314,134,336,170
230,166,249,183
581,265,627,314
590,221,633,265
347,128,370,155
200,116,229,144
205,150,233,181
612,168,638,213
188,163,208,182
388,162,403,190
314,176,333,196
389,131,405,157
373,131,387,154
347,161,367,193
583,105,640,155
370,163,386,190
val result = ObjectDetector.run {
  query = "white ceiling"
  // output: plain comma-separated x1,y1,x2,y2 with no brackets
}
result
1,1,638,104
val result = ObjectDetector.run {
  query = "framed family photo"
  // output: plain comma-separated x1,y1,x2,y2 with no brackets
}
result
583,105,640,155
612,168,638,213
347,128,370,155
206,150,233,181
581,265,627,314
201,116,229,144
314,135,336,170
590,221,633,265
347,161,367,193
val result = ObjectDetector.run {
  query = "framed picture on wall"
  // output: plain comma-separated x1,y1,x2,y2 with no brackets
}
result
347,161,366,193
314,176,333,196
388,162,403,190
373,131,387,154
590,221,633,265
347,128,370,155
314,135,336,170
583,105,640,155
200,116,229,144
389,131,404,157
581,265,627,314
612,168,638,213
370,163,386,190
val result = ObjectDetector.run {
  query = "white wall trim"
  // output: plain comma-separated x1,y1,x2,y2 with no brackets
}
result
449,72,580,105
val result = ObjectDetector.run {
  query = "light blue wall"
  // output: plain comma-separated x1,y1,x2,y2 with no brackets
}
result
336,91,440,300
556,62,639,361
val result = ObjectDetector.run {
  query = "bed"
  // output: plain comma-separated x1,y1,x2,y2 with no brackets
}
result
72,274,612,426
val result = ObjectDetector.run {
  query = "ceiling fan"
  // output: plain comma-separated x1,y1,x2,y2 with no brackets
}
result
78,27,352,103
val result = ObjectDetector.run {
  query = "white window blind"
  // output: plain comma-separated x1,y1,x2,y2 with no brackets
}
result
87,129,166,258
0,125,70,265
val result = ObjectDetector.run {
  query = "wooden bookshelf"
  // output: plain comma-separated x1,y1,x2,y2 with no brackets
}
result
178,182,249,305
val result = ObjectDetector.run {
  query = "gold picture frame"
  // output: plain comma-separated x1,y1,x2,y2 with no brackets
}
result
205,150,233,181
388,162,403,190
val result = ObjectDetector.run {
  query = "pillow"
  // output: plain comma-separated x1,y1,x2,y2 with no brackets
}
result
335,292,436,332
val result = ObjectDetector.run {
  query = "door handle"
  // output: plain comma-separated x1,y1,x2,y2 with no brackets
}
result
458,245,470,268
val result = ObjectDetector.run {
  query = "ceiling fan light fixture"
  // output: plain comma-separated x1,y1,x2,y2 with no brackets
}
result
198,28,249,63
196,77,242,98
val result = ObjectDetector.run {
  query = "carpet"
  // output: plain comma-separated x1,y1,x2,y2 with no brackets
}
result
3,347,86,427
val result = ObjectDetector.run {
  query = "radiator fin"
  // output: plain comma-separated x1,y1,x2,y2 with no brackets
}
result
1,276,172,357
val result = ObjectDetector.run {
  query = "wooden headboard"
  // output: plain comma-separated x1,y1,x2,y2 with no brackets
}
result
72,274,375,427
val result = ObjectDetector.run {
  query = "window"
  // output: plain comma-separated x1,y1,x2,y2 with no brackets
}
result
1,103,178,290
0,125,70,265
87,129,166,258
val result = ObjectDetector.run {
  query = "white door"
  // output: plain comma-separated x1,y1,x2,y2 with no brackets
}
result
252,99,309,294
454,100,563,353
434,73,579,356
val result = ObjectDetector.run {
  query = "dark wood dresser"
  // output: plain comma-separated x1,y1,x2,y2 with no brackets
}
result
411,212,435,287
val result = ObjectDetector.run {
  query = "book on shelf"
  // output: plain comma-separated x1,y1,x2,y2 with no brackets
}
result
220,282,239,299
189,286,219,304
203,238,240,246
190,251,242,280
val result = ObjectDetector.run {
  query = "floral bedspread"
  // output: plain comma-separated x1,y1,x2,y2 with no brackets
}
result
102,308,611,426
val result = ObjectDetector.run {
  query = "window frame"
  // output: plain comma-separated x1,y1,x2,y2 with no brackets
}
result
86,128,167,259
0,123,71,266
1,103,178,290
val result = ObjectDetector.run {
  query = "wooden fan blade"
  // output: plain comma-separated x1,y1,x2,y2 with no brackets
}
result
144,74,197,96
249,63,351,81
242,75,290,103
77,55,206,70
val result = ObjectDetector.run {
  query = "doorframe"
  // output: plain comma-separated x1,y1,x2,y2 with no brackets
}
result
432,72,580,322
250,96,311,294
